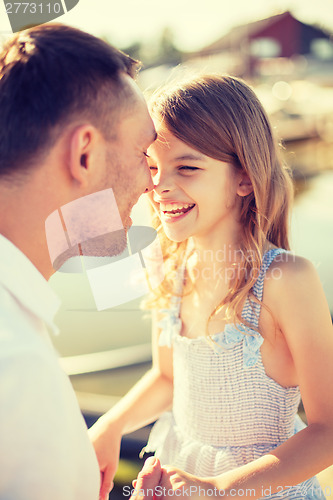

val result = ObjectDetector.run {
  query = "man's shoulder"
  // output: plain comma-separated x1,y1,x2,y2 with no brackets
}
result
0,340,57,401
0,286,46,355
0,283,65,403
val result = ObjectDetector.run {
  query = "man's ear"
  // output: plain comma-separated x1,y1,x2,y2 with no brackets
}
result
236,172,253,197
68,125,100,188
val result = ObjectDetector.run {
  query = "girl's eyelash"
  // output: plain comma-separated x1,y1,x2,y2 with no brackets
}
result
148,165,199,172
143,152,150,158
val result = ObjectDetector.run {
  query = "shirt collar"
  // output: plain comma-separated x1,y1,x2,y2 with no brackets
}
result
0,234,61,334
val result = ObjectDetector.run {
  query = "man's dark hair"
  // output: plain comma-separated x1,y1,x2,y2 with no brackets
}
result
0,24,139,177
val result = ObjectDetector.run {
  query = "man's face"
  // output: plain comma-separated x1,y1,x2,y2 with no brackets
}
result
45,77,157,272
104,77,157,232
50,78,157,265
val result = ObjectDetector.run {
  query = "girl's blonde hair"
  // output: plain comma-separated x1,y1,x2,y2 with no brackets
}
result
146,74,293,328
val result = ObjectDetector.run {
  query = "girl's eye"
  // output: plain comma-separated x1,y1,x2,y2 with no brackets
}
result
143,152,150,158
149,166,158,172
179,166,199,172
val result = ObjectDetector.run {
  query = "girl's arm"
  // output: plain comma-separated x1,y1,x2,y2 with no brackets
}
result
154,256,333,499
89,310,173,500
213,256,333,496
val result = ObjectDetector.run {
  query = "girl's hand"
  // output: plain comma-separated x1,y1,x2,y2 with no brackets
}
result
88,417,122,500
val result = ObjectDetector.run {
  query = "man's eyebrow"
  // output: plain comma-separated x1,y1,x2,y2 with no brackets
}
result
151,131,158,143
174,154,205,161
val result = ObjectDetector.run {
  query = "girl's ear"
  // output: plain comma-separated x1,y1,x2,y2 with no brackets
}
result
68,125,99,188
237,172,253,197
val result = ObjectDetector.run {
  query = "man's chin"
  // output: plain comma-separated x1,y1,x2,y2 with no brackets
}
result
52,229,128,271
81,229,128,257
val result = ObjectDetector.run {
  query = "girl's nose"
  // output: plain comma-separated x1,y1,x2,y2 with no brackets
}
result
152,173,173,194
154,185,170,194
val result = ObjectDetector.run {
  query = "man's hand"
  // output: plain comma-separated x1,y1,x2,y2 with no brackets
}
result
88,417,122,500
130,457,162,500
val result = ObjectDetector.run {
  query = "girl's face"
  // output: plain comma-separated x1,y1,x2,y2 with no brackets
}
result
147,128,249,246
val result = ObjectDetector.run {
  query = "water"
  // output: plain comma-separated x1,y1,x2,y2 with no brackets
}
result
291,170,333,307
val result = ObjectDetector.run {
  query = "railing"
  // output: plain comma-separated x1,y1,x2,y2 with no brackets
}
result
60,343,152,376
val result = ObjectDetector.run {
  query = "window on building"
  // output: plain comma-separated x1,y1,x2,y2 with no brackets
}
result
250,38,281,58
311,39,333,59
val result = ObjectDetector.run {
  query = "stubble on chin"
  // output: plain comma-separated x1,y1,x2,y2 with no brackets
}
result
52,229,128,271
80,229,128,257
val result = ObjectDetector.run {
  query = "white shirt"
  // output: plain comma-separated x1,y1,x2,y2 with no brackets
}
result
0,235,100,500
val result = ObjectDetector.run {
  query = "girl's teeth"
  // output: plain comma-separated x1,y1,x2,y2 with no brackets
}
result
165,212,183,218
162,203,195,218
162,203,193,212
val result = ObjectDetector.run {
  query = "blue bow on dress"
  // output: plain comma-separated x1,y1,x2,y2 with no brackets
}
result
211,323,264,368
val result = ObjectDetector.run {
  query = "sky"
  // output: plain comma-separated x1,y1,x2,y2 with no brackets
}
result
1,0,333,51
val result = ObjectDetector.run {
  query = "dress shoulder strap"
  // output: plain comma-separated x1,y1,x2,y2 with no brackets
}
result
241,248,287,329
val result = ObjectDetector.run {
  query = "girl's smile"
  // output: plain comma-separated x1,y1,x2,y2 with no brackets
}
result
157,201,196,222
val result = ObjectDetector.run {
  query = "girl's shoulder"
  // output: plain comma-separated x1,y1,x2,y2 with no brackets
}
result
265,251,320,293
263,250,331,344
258,246,320,307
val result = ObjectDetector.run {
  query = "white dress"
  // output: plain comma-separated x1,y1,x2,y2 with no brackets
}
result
144,248,325,499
